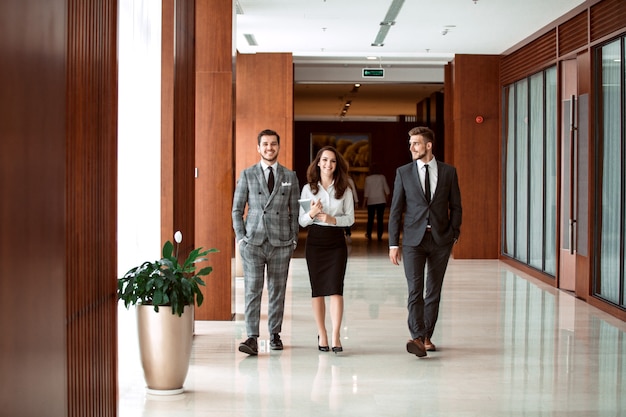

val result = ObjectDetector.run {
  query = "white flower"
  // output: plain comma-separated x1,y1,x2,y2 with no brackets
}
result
174,231,183,243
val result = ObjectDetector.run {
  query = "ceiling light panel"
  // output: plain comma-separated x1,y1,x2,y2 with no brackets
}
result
244,34,257,46
235,0,244,15
371,0,405,47
382,0,405,23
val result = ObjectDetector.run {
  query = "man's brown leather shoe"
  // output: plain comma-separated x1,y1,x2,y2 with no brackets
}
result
424,337,436,352
406,338,427,357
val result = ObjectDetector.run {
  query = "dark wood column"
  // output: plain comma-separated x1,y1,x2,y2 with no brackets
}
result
161,0,196,255
161,0,234,320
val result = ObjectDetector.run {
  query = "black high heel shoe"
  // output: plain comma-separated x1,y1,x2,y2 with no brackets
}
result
318,336,329,352
332,346,343,354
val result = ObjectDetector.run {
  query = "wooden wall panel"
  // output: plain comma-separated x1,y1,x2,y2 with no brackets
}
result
168,0,197,254
429,92,445,161
196,0,233,73
444,62,455,166
65,1,118,416
161,0,175,240
0,1,118,416
590,0,626,42
194,0,234,320
558,11,589,56
501,30,557,85
416,98,429,125
236,53,294,174
451,55,501,259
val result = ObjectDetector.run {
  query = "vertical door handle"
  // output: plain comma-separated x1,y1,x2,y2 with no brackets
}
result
569,94,577,255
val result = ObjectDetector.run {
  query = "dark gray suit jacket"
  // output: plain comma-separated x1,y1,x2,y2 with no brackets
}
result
388,160,462,247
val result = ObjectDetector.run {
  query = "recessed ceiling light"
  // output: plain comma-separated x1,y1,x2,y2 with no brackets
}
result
235,0,244,14
244,34,257,46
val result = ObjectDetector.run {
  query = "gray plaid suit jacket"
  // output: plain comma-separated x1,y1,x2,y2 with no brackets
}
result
232,162,300,247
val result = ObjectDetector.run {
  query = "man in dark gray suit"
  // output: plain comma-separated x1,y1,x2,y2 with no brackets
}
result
388,126,462,358
232,129,300,355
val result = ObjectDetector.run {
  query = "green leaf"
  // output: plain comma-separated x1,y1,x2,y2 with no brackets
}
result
162,240,174,259
195,266,212,278
153,289,163,305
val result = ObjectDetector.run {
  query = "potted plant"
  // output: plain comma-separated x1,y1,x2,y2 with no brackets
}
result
118,231,217,395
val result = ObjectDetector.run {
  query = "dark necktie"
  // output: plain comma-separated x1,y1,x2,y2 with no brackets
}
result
424,164,431,203
268,166,275,193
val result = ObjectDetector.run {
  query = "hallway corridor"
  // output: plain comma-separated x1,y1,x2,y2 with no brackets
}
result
118,212,626,416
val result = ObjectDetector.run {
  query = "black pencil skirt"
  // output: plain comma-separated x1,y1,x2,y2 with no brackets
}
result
305,224,348,297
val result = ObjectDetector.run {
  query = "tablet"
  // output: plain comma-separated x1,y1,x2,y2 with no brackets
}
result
298,199,311,212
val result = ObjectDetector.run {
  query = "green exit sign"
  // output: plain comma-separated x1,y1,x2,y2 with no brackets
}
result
362,68,385,78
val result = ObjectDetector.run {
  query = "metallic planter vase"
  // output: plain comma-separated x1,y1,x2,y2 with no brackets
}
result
137,304,194,395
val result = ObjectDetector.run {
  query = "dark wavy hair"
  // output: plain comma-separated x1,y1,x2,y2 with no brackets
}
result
307,146,350,199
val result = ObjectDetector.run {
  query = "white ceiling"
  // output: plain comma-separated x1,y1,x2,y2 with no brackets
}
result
235,0,586,120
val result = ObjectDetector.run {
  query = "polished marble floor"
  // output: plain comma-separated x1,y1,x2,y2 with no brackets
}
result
119,213,626,417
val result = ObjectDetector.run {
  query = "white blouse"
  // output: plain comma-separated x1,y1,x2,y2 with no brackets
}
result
298,182,355,228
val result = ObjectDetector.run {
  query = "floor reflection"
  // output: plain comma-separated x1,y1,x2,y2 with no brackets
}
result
119,210,626,416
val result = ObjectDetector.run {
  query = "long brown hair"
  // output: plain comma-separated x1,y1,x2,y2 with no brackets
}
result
307,146,350,199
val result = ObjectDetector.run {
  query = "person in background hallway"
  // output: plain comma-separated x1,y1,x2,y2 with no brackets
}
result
363,163,390,241
344,175,358,243
232,129,300,356
388,126,462,358
299,146,355,354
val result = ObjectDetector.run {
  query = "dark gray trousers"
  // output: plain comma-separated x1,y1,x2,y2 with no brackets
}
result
402,233,454,340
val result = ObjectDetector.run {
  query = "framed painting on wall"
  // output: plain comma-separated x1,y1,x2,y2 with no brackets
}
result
310,132,370,198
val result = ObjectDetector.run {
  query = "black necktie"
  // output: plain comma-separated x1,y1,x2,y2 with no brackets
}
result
268,166,275,193
424,164,431,203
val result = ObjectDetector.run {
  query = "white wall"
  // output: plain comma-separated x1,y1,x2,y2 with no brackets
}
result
117,0,161,275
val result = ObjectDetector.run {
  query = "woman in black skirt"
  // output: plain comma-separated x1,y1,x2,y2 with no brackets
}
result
299,146,355,353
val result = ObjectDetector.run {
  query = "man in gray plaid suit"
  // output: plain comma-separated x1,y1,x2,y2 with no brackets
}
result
232,129,300,355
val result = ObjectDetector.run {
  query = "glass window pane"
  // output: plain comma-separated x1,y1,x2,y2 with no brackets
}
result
597,39,622,304
505,86,516,257
529,73,544,269
623,40,626,308
544,67,557,275
503,67,557,278
516,80,529,262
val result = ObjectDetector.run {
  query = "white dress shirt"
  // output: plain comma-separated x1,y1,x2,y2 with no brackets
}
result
298,182,355,228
